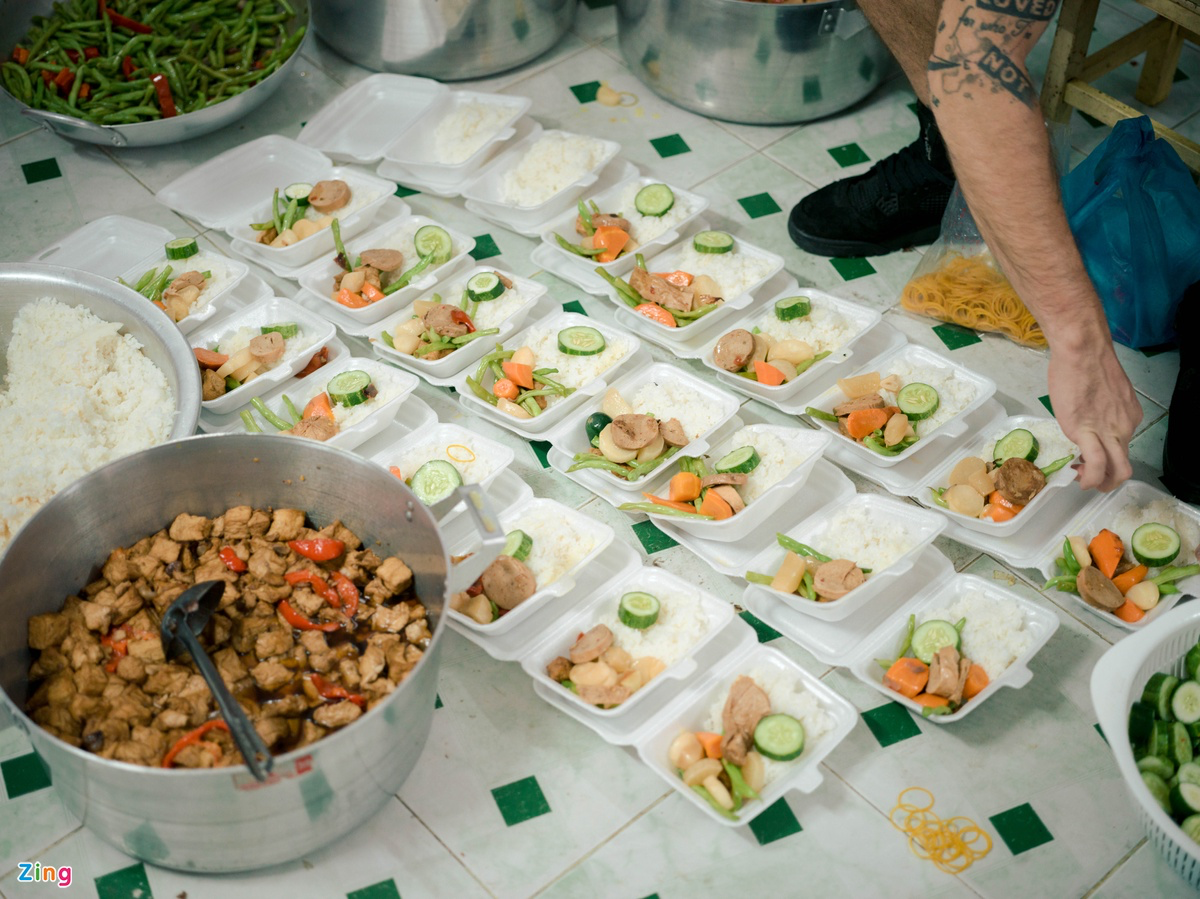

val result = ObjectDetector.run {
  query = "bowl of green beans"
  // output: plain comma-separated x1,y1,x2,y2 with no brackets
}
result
0,0,310,147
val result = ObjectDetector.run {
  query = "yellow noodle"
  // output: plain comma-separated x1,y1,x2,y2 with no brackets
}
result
890,787,993,874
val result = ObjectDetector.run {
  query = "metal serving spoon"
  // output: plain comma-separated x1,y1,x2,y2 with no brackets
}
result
160,580,274,781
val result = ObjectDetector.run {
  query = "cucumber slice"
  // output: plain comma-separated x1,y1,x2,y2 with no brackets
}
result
1143,771,1173,814
284,182,313,207
618,591,661,629
1129,700,1156,744
502,529,533,562
1132,522,1181,568
715,446,761,474
896,383,940,422
1178,762,1200,787
634,183,675,217
164,237,199,260
992,428,1040,464
753,713,805,761
1176,721,1197,766
1183,815,1200,843
558,325,606,356
585,412,613,443
1172,782,1200,818
410,460,462,506
1145,672,1181,721
327,369,373,407
774,296,812,322
467,271,506,302
414,225,453,264
261,322,299,338
1188,644,1200,682
1151,720,1173,759
1173,681,1200,725
910,619,960,665
1139,755,1177,780
692,230,734,254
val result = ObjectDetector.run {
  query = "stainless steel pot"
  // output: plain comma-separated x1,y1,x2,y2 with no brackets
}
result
616,0,890,125
0,0,311,147
0,435,504,872
311,0,576,81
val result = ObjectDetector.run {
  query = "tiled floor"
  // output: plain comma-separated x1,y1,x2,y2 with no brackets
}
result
0,1,1194,897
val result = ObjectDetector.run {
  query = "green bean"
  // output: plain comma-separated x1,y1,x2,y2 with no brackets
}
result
464,376,498,407
776,534,831,562
617,502,711,520
133,267,157,291
744,571,774,585
251,397,292,431
271,187,283,235
242,23,257,69
805,406,839,423
240,410,262,434
1042,575,1078,594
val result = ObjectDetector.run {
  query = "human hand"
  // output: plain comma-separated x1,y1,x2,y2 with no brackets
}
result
1047,342,1141,492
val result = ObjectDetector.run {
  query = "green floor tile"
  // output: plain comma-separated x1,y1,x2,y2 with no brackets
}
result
570,81,601,104
530,441,552,469
650,133,690,158
394,184,420,198
1,750,51,799
21,157,62,184
830,257,876,281
561,299,588,315
862,702,922,748
95,862,153,899
739,610,781,643
470,234,501,261
749,798,803,845
989,802,1054,856
348,878,402,899
492,775,552,826
827,142,869,167
631,520,678,554
738,192,781,219
1038,394,1054,416
932,322,982,350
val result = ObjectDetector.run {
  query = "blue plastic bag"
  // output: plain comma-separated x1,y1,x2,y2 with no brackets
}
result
1061,116,1200,348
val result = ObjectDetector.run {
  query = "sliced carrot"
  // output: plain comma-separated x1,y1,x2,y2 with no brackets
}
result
883,657,929,699
13,46,30,65
641,492,699,514
302,392,334,420
192,347,228,369
634,303,676,328
1115,598,1146,623
335,287,370,309
982,503,1019,523
388,466,404,479
962,664,989,700
912,693,950,709
698,488,734,520
501,361,534,389
493,378,519,401
1088,528,1124,579
753,360,786,387
592,226,630,263
695,731,723,759
1113,564,1149,595
987,490,1022,513
668,471,702,503
845,407,890,440
653,270,693,287
361,282,386,303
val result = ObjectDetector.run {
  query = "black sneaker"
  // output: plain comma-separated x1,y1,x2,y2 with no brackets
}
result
788,103,955,258
1161,281,1198,503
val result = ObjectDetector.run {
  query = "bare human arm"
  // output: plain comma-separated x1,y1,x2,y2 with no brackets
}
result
927,0,1141,491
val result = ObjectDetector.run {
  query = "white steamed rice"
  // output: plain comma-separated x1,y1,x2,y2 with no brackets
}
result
456,273,531,331
129,249,234,318
981,419,1077,466
878,353,979,437
608,181,696,245
388,430,506,486
300,175,381,224
670,239,776,300
369,219,460,280
507,504,599,590
592,582,712,668
296,361,407,430
723,427,810,505
630,377,726,440
500,133,608,207
757,295,870,354
809,501,921,573
212,324,309,375
1110,498,1200,565
519,321,632,401
920,589,1033,681
433,101,515,165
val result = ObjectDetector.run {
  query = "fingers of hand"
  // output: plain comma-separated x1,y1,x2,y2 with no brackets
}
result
1073,431,1111,492
1098,434,1133,493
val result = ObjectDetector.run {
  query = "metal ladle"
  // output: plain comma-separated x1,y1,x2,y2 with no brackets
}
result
160,580,274,781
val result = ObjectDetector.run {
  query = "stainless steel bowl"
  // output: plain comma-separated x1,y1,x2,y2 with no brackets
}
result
617,0,890,125
0,0,311,147
0,263,200,439
0,434,503,872
311,0,576,81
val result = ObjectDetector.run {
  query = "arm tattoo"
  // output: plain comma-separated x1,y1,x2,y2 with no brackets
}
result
928,3,1043,109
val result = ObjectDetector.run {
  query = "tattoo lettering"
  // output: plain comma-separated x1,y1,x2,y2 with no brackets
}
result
976,40,1037,103
976,0,1058,20
927,4,1041,109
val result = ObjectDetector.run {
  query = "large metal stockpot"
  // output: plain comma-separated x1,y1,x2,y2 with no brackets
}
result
616,0,890,125
0,435,503,872
311,0,576,81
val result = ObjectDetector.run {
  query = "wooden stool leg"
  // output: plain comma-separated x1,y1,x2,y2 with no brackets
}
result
1136,19,1185,106
1041,0,1102,123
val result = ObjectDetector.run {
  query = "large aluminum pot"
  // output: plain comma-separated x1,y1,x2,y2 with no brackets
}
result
311,0,576,81
0,263,200,439
0,434,504,872
617,0,890,125
0,0,311,147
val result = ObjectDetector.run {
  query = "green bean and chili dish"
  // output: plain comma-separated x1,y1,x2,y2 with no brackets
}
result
1,0,305,126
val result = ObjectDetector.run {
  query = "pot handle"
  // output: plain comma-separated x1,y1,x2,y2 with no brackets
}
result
444,484,508,594
22,108,128,147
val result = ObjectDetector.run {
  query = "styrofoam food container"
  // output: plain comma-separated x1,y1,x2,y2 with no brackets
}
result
803,341,997,468
453,311,645,436
910,414,1080,535
743,493,947,622
700,287,881,401
540,176,710,276
191,297,337,415
445,498,616,636
296,214,476,326
519,566,735,718
633,643,857,827
460,126,622,232
367,265,544,382
848,572,1059,723
546,362,741,496
155,135,393,269
1092,603,1200,888
381,89,531,182
1035,479,1199,631
368,422,515,498
297,73,446,165
640,425,833,543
